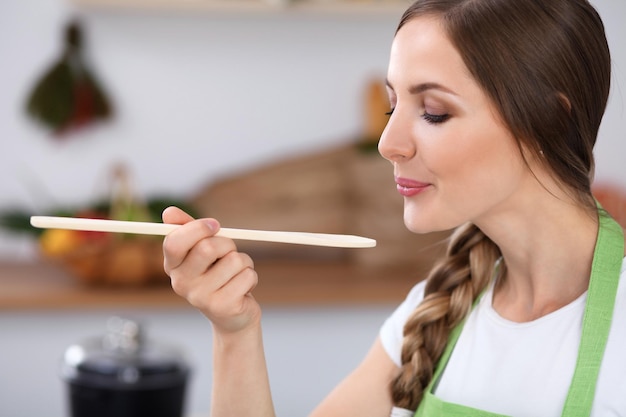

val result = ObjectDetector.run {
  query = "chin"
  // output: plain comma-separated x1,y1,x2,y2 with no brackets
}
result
403,208,460,235
404,218,442,235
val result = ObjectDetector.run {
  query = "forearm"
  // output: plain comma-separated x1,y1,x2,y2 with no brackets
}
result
161,210,275,415
210,323,276,417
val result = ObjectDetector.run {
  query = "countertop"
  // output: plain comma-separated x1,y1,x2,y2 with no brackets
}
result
0,259,427,310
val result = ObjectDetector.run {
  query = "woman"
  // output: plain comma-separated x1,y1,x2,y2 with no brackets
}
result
162,0,626,416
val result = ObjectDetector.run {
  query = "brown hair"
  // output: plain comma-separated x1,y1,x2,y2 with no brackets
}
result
390,0,611,410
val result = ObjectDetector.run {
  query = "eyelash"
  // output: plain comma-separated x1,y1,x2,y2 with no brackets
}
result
423,112,450,124
384,108,450,125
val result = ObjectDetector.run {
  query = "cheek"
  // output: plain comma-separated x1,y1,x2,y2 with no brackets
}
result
417,129,484,181
423,124,523,196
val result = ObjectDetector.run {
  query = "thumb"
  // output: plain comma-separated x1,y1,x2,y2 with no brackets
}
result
162,206,195,225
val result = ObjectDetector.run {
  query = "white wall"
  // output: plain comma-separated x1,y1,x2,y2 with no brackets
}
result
0,0,625,259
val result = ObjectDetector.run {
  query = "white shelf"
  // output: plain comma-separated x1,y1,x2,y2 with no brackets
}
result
70,0,411,15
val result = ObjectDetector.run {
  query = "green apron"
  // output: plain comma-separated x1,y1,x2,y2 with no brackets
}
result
415,212,624,417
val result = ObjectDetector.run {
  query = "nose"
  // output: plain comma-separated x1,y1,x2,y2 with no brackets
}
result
378,109,416,163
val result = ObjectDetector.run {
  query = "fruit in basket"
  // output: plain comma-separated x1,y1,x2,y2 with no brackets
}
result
38,209,112,258
75,210,112,241
0,162,195,286
39,228,82,257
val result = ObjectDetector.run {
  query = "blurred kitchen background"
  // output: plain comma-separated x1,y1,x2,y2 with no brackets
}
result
1,0,624,416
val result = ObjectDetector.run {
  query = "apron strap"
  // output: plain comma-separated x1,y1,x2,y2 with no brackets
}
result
426,283,485,392
561,211,624,415
414,288,486,417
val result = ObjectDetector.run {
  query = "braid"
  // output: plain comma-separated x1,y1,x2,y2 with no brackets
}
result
391,223,502,410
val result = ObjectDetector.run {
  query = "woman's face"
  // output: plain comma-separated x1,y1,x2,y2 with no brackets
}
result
379,16,531,233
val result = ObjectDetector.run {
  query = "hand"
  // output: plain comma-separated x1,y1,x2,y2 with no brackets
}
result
162,206,261,334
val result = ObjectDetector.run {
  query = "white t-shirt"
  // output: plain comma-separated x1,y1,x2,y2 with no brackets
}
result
380,257,626,417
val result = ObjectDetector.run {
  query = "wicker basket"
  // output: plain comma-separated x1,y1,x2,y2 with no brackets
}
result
54,237,167,286
40,164,170,287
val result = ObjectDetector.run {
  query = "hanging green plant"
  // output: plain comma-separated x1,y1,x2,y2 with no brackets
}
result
25,19,113,137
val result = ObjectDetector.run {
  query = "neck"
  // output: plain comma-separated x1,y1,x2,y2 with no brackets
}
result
478,196,598,323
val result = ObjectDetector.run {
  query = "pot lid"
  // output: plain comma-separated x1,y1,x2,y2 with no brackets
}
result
61,316,189,390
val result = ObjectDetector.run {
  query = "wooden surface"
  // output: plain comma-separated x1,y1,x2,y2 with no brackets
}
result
0,259,428,310
192,144,451,270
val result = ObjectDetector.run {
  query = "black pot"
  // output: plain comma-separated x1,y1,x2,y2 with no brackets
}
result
61,317,190,417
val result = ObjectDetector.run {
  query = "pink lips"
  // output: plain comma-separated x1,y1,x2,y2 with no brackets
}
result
395,177,431,197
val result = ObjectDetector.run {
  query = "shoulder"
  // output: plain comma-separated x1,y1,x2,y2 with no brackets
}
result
379,280,428,367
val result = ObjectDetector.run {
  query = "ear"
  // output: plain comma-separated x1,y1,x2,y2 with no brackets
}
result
557,92,572,113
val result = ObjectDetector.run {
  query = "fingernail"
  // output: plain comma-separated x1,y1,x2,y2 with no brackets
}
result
204,219,219,232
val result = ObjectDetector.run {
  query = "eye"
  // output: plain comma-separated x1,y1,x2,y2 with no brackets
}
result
385,108,395,116
422,112,450,124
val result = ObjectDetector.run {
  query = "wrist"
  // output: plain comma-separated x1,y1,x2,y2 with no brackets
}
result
212,318,263,351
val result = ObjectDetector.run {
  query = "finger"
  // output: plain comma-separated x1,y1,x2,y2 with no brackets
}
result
190,254,258,319
207,268,259,326
163,218,221,272
162,206,195,225
169,236,238,290
218,264,259,303
207,251,255,292
175,251,255,312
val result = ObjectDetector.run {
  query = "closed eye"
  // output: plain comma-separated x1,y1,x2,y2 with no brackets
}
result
385,109,450,123
423,112,450,124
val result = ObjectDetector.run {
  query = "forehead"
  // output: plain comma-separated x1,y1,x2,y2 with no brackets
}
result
388,16,474,91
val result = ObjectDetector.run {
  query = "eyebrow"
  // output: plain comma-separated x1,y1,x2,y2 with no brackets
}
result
385,79,458,96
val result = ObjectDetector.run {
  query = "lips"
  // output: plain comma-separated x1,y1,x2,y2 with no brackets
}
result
395,177,431,197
